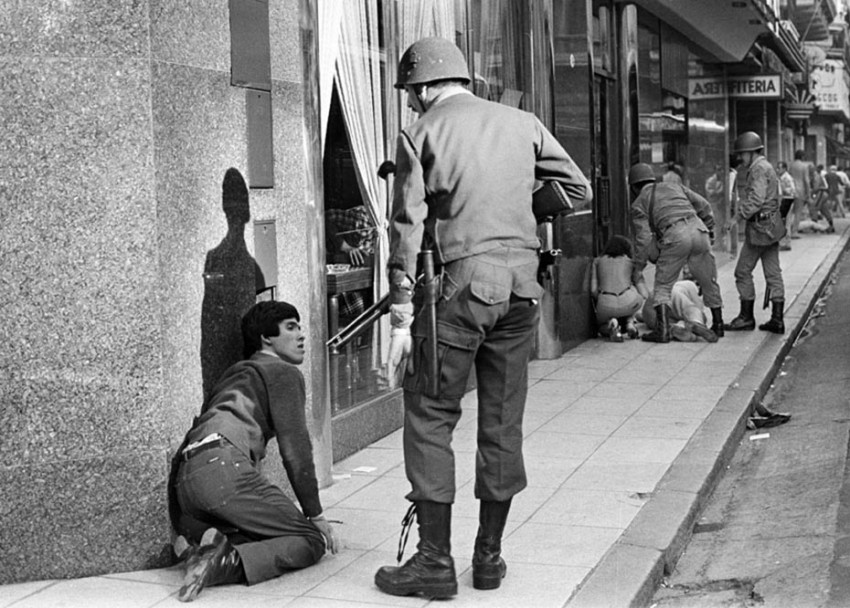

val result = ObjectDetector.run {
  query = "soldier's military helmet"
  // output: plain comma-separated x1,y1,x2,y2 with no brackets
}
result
628,163,656,187
395,37,470,89
733,131,764,153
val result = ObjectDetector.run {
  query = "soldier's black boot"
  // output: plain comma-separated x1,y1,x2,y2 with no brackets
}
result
641,304,671,343
724,299,756,331
710,307,725,338
759,300,785,334
375,502,457,599
472,499,512,590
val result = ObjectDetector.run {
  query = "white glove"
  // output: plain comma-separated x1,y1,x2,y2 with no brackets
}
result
387,330,413,389
386,303,414,388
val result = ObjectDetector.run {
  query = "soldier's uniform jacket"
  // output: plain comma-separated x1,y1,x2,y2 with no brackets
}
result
739,155,779,221
388,91,591,280
630,181,715,272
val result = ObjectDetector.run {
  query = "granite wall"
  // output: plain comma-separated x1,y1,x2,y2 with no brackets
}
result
0,0,329,583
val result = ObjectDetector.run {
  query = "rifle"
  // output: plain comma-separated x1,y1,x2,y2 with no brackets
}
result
327,293,390,351
326,251,440,397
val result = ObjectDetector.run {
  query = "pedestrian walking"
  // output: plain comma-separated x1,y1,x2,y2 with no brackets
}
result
724,132,787,334
812,164,835,232
169,301,339,602
375,36,591,599
825,165,845,221
628,162,724,343
787,149,811,240
776,161,796,251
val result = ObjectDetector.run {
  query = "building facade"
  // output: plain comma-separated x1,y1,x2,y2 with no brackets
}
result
0,0,824,583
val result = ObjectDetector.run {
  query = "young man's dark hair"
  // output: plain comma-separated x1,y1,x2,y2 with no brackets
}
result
241,301,300,358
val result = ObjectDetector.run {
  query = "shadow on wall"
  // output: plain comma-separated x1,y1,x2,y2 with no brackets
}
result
201,168,266,400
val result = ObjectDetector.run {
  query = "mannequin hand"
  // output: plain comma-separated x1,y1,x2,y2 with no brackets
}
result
347,247,365,266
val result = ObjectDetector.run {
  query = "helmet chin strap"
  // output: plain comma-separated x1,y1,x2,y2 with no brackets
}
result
414,85,429,114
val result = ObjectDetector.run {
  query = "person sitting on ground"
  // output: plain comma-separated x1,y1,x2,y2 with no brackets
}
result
590,234,649,341
639,279,718,343
169,301,339,603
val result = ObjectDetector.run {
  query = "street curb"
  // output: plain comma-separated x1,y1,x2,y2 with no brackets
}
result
566,230,850,608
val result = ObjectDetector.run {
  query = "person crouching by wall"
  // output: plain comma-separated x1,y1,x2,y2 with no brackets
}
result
168,301,339,602
591,235,649,341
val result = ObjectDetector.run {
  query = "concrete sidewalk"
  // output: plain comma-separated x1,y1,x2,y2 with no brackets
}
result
4,220,849,608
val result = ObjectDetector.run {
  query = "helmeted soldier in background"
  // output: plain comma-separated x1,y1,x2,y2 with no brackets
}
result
628,162,724,343
724,131,786,334
375,37,591,599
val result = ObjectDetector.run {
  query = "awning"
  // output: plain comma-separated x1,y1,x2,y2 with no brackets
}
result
758,21,806,73
622,0,773,63
792,0,837,42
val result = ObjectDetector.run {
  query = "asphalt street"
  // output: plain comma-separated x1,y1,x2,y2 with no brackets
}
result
651,243,850,608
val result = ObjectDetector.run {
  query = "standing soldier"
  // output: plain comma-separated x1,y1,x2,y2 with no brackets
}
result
375,37,591,599
629,163,724,343
724,132,786,333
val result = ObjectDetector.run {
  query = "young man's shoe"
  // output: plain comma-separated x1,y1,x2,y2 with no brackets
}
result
178,528,245,602
689,322,718,343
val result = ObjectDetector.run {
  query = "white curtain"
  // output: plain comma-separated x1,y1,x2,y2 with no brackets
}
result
318,0,344,151
335,0,391,361
320,0,463,368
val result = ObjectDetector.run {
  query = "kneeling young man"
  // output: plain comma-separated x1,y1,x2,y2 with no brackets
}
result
170,301,338,602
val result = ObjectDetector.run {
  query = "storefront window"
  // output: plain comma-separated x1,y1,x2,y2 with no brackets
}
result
687,57,728,251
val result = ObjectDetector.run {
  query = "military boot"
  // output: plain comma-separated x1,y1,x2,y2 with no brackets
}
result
641,304,671,343
710,307,725,338
724,299,756,331
375,502,457,599
758,300,785,334
472,499,512,590
178,528,245,602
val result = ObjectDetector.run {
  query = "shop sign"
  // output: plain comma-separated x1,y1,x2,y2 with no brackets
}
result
810,59,850,119
689,75,783,100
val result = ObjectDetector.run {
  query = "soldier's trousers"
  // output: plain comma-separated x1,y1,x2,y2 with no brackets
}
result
402,247,542,504
733,240,785,302
653,217,722,309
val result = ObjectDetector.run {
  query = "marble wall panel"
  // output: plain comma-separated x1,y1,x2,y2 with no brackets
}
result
0,452,171,583
151,60,249,435
0,0,148,57
270,0,304,84
149,0,230,73
0,56,161,464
